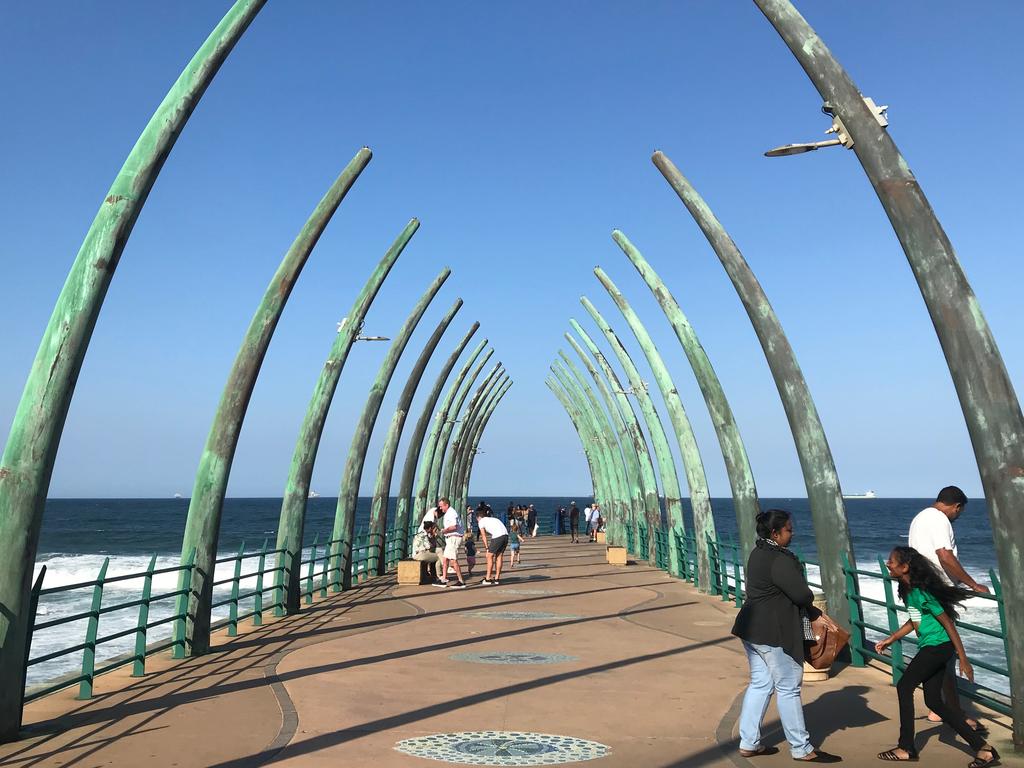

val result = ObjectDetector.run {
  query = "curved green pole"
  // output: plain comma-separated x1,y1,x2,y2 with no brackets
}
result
554,356,634,550
652,149,853,631
394,323,479,558
368,298,462,576
412,339,487,526
179,148,378,655
450,372,508,512
441,362,504,501
581,297,696,582
570,322,661,564
556,363,632,549
545,380,604,513
757,1,1024,742
459,379,514,509
545,379,606,516
591,270,721,583
425,351,496,506
275,220,411,615
0,0,267,729
611,231,759,561
559,345,642,551
547,372,625,545
332,268,451,590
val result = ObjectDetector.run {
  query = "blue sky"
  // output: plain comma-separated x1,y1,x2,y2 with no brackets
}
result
2,2,1022,499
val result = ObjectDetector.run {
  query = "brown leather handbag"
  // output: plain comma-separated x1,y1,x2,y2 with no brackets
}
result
805,612,851,670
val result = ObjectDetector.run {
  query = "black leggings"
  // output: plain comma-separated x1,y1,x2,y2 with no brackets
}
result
896,642,984,754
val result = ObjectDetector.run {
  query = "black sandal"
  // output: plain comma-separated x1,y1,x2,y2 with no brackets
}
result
967,746,1000,768
877,748,918,762
966,721,990,736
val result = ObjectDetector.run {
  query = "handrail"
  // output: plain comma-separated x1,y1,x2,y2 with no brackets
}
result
24,524,402,705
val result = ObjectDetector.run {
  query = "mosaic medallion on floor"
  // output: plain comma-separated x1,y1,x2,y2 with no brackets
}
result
494,588,560,595
463,610,580,621
394,731,609,765
450,651,578,665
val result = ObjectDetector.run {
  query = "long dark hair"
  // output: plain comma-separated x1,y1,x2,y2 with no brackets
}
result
891,546,973,620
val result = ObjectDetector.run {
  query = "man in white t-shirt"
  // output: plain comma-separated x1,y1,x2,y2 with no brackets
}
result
435,497,466,589
907,485,988,733
475,509,509,585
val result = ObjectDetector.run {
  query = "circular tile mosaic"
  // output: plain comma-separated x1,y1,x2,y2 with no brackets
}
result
450,651,578,665
464,610,580,621
394,731,609,765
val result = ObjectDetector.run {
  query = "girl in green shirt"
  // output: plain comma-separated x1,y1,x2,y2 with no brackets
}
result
874,546,997,765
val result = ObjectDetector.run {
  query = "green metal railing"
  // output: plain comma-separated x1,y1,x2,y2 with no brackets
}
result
24,523,406,707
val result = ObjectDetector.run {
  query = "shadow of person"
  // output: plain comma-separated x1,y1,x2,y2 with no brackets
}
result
801,685,888,743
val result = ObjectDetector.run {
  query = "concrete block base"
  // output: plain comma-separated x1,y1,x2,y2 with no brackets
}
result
595,531,607,544
397,559,430,585
606,546,628,566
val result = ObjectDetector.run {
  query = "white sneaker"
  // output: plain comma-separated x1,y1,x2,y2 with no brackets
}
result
481,579,493,585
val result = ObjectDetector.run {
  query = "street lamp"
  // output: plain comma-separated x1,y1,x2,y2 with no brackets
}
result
765,96,888,157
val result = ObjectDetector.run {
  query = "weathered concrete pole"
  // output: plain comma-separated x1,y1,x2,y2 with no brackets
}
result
425,354,497,506
591,270,720,583
756,2,1024,741
582,296,704,583
0,0,266,735
449,371,508,512
275,221,411,614
332,269,451,590
547,371,626,545
440,363,504,501
177,149,378,655
367,299,462,576
545,379,605,513
652,149,853,631
612,231,759,559
558,346,643,551
570,322,661,564
394,324,480,557
412,340,488,527
458,379,514,509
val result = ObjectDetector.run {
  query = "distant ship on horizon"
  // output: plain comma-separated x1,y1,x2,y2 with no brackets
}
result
173,493,184,499
308,490,320,499
843,490,877,499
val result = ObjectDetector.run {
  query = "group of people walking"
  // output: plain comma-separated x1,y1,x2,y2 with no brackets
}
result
732,487,999,766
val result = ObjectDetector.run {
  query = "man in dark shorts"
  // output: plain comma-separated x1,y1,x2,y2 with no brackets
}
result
569,502,580,543
475,509,509,585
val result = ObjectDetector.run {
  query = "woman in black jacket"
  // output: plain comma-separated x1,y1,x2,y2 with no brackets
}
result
731,509,841,763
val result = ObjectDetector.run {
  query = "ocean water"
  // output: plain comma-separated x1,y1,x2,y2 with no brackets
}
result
27,496,1007,695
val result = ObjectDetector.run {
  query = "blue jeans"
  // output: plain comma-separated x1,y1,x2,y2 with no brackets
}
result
739,641,813,758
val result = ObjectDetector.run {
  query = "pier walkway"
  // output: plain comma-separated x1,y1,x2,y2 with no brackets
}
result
0,538,1017,768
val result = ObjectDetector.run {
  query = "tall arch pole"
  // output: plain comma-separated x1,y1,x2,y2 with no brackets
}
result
367,299,462,576
653,150,853,631
332,269,450,590
449,372,507,513
580,298,689,579
546,379,605,515
459,379,514,509
612,231,759,558
274,226,411,614
0,0,266,734
440,363,504,501
393,323,479,558
411,339,487,527
570,322,661,564
757,1,1024,740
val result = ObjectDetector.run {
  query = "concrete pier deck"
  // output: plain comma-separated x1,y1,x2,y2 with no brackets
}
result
0,537,1017,767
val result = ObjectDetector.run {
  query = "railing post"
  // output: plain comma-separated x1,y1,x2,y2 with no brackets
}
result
842,553,865,667
732,538,743,608
320,536,330,598
77,557,109,700
878,555,903,684
305,534,319,606
331,538,343,593
991,570,1010,683
228,541,244,637
253,538,268,626
18,566,47,727
172,549,195,659
131,555,158,677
